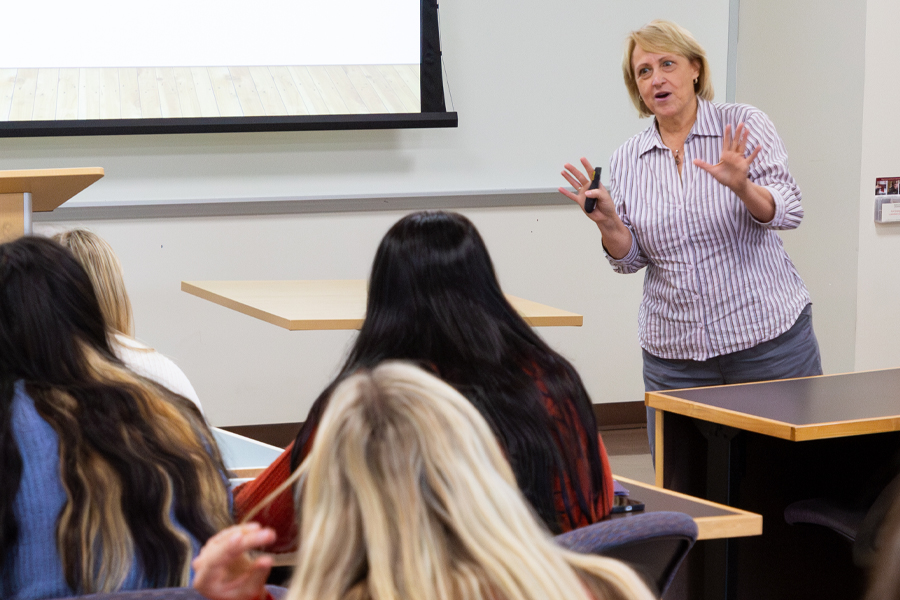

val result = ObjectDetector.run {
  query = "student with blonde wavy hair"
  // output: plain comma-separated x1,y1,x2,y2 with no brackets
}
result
53,228,202,409
193,362,653,600
0,237,231,600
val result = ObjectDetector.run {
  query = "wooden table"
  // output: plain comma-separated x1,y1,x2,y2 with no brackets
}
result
213,428,760,563
647,368,900,600
181,279,584,329
611,476,761,541
263,474,761,568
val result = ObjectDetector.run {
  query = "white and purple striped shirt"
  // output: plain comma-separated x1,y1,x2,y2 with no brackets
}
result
606,98,810,361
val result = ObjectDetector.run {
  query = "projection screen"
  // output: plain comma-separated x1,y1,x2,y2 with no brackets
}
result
0,0,455,136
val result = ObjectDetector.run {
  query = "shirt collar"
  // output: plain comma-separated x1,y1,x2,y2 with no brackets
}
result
691,97,722,138
637,97,722,158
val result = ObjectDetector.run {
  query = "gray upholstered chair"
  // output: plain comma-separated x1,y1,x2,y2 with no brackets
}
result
555,511,698,598
785,470,900,567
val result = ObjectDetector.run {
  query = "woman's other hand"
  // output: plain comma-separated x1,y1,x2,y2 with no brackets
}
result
193,523,277,600
693,123,775,223
559,157,633,258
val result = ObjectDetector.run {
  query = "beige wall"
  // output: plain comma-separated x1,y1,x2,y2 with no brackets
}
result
733,0,867,374
735,0,900,374
855,0,900,370
38,206,647,426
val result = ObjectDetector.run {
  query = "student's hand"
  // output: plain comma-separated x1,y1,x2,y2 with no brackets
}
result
193,523,277,600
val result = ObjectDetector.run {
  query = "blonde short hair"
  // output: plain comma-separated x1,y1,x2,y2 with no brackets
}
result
53,229,134,337
622,20,714,118
248,362,654,600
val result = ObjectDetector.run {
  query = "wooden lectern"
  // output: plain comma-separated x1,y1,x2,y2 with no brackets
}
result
0,167,105,242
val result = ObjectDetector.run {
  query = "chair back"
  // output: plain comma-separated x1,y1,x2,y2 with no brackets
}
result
51,585,288,600
784,470,900,567
555,511,698,598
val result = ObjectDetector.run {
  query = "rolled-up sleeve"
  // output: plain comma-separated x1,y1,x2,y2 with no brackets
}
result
746,109,803,230
604,230,645,273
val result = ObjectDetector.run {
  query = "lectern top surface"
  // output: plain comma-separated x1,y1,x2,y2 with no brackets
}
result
0,167,104,211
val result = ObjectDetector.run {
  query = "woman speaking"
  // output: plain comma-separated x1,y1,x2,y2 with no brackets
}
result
559,21,821,448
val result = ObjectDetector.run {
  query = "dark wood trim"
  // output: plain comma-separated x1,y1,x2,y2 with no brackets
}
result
594,401,647,430
220,423,303,449
223,401,647,447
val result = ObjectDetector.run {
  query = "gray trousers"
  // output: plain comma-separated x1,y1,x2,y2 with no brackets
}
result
643,303,822,460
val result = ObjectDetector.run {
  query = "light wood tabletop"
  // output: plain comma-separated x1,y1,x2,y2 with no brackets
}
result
0,167,104,211
182,279,583,330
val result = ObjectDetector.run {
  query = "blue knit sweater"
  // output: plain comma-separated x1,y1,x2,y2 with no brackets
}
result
1,382,210,600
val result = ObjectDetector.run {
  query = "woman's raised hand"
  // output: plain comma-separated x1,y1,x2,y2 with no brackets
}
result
192,523,277,600
693,123,762,195
693,123,776,222
558,157,617,225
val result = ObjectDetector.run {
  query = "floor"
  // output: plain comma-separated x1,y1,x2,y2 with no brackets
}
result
602,427,655,485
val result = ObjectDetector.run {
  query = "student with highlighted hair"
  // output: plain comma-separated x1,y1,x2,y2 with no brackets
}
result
0,237,231,600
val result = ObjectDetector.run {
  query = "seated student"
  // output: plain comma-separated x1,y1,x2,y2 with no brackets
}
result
235,211,613,551
194,362,654,600
53,228,202,409
0,237,231,600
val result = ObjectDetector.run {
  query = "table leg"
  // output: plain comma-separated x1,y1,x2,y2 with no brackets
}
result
695,421,743,600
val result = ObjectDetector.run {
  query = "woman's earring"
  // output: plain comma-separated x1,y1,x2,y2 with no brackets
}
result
694,77,698,84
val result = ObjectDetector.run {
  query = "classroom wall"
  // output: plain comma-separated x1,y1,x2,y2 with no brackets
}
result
854,0,900,370
26,0,729,427
732,0,866,375
37,207,647,426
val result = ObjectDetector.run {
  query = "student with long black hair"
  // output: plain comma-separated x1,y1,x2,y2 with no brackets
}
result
0,237,232,600
234,211,613,550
